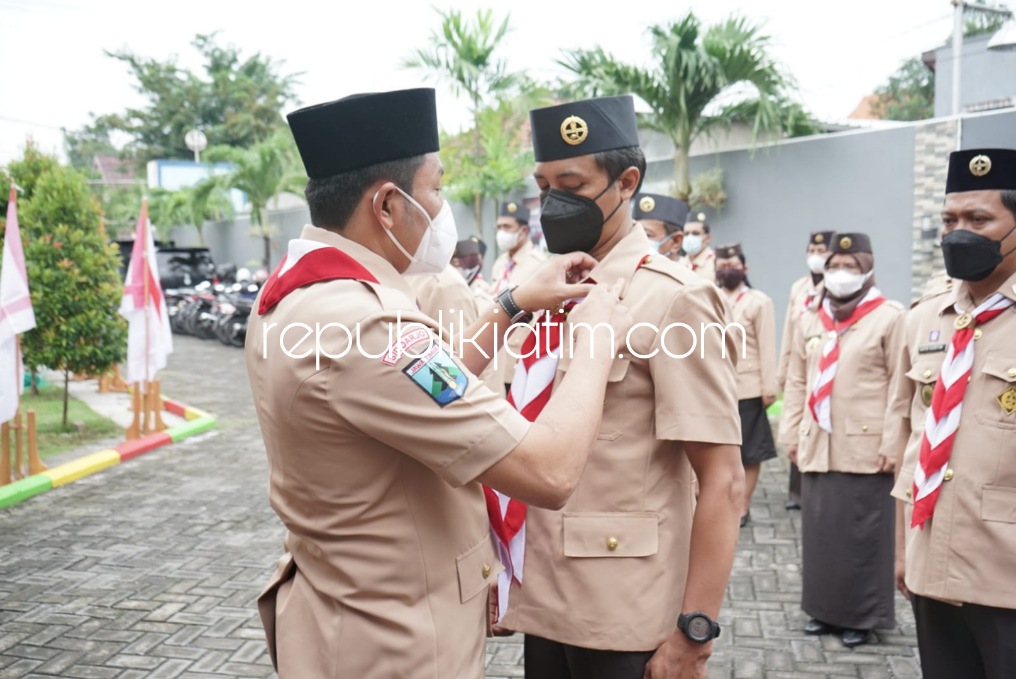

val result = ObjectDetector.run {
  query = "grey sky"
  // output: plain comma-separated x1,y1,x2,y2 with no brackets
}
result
0,0,964,166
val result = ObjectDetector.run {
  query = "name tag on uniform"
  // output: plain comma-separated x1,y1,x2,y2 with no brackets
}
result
918,343,948,354
403,344,468,407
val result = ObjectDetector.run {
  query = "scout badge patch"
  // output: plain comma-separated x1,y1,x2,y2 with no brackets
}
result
403,343,467,406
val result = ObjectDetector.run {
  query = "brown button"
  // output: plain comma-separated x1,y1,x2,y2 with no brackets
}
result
905,489,912,498
974,328,983,341
862,424,869,432
482,564,492,579
606,537,619,551
923,370,933,379
943,468,954,482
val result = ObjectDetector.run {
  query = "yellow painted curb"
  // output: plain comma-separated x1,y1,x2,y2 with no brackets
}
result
44,449,121,488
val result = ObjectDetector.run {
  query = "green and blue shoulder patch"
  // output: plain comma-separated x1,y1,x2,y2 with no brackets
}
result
403,344,468,406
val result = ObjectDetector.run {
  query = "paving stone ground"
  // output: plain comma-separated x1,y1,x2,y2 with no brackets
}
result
0,337,921,678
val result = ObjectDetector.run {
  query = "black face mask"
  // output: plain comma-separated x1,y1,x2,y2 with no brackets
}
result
716,268,746,290
941,225,1016,281
539,180,622,254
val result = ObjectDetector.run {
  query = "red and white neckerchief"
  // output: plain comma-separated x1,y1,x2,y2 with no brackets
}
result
258,239,377,314
483,301,569,622
911,292,1015,529
807,288,886,433
493,260,515,295
801,285,822,316
484,254,649,621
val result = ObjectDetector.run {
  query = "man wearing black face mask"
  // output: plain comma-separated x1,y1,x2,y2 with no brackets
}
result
497,95,744,679
887,148,1016,679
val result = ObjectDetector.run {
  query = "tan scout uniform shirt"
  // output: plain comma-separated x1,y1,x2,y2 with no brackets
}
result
246,225,530,678
888,270,1016,609
469,274,494,306
779,298,905,473
725,286,778,400
410,264,480,334
680,246,716,282
490,239,546,385
501,226,742,651
778,275,823,389
410,266,501,394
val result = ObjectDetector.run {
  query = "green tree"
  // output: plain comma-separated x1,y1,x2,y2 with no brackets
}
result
205,131,305,269
441,99,535,231
1,139,61,214
872,57,935,121
13,165,127,426
66,33,301,167
561,12,817,199
404,8,521,230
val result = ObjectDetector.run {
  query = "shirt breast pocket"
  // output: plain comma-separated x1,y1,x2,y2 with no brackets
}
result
905,357,942,415
562,512,659,559
974,355,1016,431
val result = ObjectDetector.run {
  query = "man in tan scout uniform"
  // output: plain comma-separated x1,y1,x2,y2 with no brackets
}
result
491,201,546,390
244,88,633,679
888,148,1016,679
777,230,833,510
714,243,778,527
500,95,744,679
680,211,716,281
633,192,689,261
453,236,494,304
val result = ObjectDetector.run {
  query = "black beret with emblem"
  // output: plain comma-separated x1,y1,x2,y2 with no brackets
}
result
634,193,689,229
455,236,486,258
831,232,872,254
946,148,1016,193
687,210,709,225
810,231,834,246
287,88,439,179
715,242,744,259
500,201,530,225
530,95,639,162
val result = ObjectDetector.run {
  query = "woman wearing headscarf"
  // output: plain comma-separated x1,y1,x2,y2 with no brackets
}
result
714,243,778,527
779,233,905,648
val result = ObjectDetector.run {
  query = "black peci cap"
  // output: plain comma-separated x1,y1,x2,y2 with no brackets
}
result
530,95,640,162
831,232,872,255
287,88,439,180
500,201,530,224
945,149,1016,194
634,193,689,229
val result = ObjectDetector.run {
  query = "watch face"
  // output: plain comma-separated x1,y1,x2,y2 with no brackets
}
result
687,615,712,640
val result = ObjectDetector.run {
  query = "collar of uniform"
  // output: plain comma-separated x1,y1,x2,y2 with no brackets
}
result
298,224,416,301
586,224,650,295
940,268,1016,315
690,245,714,264
511,237,536,262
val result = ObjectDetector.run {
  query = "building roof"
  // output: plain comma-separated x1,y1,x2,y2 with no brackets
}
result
92,155,138,185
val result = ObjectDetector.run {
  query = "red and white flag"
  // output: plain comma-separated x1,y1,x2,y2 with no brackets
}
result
0,187,36,424
118,200,172,385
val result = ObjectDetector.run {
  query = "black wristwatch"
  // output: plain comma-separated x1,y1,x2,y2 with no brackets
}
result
677,612,721,643
496,287,533,324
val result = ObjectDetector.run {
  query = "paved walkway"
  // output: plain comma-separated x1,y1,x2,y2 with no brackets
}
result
0,337,921,678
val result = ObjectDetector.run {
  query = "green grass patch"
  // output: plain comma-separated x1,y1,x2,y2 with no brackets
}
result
18,386,120,459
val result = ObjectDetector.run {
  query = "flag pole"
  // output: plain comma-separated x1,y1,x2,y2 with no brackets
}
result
142,197,152,433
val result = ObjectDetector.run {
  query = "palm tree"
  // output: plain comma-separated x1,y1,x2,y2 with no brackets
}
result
404,8,520,231
205,131,305,269
561,12,816,199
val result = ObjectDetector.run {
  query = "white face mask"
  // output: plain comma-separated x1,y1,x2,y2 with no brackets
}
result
683,234,704,256
823,269,871,298
376,188,458,276
496,229,521,252
807,254,827,274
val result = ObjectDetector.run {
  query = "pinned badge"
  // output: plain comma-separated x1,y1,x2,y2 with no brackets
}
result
814,234,825,243
969,154,992,178
921,383,935,407
929,329,941,342
507,202,517,213
954,313,972,330
997,385,1016,416
639,196,655,212
839,236,853,250
560,115,588,145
